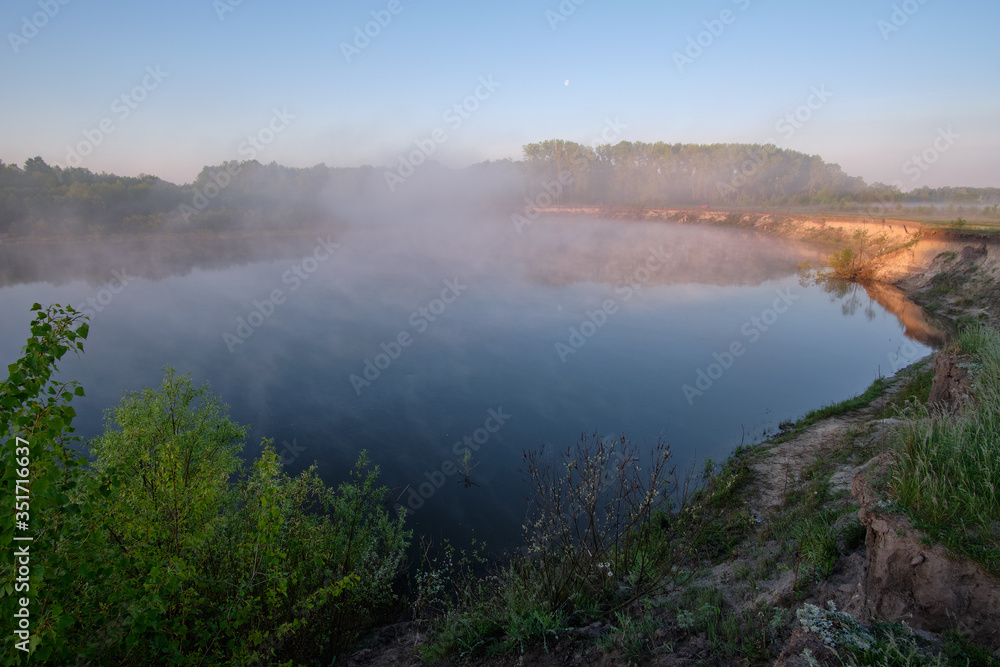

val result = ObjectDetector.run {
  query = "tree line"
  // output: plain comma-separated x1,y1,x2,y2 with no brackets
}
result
2,144,999,238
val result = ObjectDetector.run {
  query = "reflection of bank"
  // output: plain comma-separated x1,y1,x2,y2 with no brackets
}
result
859,281,948,371
861,282,948,347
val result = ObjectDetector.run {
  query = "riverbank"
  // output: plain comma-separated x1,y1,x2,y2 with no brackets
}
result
340,212,1000,665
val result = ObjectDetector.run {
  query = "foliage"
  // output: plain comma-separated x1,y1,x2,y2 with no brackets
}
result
0,305,408,665
891,324,1000,575
0,157,333,237
519,433,688,614
521,140,874,208
601,600,662,665
825,229,908,281
671,587,787,662
0,304,97,664
420,433,693,660
675,444,760,562
4,149,999,239
88,366,246,556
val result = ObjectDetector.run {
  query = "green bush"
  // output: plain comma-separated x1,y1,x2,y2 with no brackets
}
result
0,304,408,665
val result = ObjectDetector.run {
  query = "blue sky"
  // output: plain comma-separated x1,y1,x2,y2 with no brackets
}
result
2,0,998,187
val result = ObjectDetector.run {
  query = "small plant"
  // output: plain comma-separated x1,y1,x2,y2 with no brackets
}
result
797,601,876,653
518,433,690,614
792,511,839,586
825,229,902,281
795,601,973,666
607,602,661,665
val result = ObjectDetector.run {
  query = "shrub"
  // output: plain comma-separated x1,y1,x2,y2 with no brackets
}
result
518,433,688,615
825,229,911,281
0,304,409,665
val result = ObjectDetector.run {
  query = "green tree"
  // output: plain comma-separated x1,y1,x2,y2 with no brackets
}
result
89,367,245,557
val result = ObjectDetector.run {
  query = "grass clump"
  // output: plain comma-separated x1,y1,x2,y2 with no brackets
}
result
891,324,1000,575
677,445,762,563
773,375,891,443
670,587,787,662
888,361,935,413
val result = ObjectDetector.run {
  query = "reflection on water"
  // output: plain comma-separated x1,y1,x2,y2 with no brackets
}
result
0,217,939,550
860,281,948,347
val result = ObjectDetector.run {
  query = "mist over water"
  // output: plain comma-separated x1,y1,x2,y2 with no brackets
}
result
0,211,935,551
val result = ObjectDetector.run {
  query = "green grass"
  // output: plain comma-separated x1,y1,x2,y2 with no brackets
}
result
887,361,934,413
891,324,1000,575
671,586,787,662
772,376,892,443
935,251,957,263
928,271,969,296
678,445,762,563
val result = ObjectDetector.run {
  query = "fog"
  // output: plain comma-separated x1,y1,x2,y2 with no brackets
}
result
1,161,827,298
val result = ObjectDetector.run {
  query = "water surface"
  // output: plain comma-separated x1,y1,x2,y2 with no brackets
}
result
0,216,938,550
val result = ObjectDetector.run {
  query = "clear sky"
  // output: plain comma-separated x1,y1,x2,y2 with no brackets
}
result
2,0,998,188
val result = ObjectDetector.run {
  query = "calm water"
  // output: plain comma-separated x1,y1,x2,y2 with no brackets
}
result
0,216,939,551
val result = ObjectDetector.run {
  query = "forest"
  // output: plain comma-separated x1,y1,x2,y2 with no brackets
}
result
2,142,999,238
